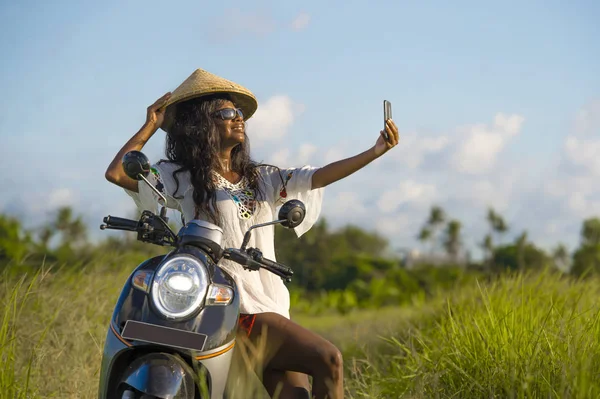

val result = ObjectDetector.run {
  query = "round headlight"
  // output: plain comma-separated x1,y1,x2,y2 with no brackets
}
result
151,255,209,319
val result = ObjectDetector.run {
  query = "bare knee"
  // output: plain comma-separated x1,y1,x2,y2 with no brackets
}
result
311,342,344,399
317,342,343,379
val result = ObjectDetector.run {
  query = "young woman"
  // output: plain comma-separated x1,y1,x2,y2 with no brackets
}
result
105,69,399,399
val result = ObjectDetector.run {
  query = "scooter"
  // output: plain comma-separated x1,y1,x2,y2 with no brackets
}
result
97,150,306,399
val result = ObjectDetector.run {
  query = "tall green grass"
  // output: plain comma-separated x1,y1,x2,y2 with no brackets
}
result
0,256,133,398
2,259,600,398
313,270,600,398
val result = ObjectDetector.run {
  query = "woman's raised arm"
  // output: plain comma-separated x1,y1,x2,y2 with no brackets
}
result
311,119,399,189
105,92,171,192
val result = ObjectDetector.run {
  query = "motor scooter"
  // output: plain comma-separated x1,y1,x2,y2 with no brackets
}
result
97,150,306,399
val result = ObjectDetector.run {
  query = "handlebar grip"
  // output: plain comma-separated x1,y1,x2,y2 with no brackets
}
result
223,249,261,271
260,257,293,277
103,215,139,231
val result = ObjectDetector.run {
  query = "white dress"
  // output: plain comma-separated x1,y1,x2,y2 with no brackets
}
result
124,162,324,319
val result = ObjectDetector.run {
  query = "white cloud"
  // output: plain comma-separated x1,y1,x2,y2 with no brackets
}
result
451,113,525,174
377,180,437,213
389,113,523,174
453,179,510,211
566,191,600,219
48,188,78,209
392,133,449,169
568,191,587,214
16,188,80,216
290,12,310,31
247,95,302,142
375,213,414,236
573,100,600,136
324,191,367,218
324,147,344,164
268,148,290,166
494,113,524,137
564,136,600,176
546,101,600,219
266,143,317,166
298,143,317,164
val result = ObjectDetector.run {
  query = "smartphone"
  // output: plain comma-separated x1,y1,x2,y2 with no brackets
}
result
383,100,392,141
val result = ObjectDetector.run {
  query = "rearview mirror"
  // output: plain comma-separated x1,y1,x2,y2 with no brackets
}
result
239,200,306,251
122,151,150,181
278,200,306,229
122,151,169,221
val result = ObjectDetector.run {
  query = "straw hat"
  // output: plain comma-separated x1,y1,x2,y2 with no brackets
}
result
161,68,258,133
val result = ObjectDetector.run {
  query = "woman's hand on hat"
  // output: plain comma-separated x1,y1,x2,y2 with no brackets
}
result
146,92,172,129
374,119,400,157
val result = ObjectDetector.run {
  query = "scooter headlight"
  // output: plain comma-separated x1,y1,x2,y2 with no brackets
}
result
151,255,209,319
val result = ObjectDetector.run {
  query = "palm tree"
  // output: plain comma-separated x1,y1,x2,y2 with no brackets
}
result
480,233,494,267
552,243,570,271
515,231,528,271
581,218,600,247
417,227,433,253
39,206,88,251
487,207,509,246
55,206,87,246
427,205,446,253
494,217,509,244
444,220,462,262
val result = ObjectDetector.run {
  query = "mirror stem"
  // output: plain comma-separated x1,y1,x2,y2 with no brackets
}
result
240,219,286,251
139,174,169,208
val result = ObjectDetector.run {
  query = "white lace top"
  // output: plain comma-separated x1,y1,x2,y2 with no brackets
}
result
124,162,324,319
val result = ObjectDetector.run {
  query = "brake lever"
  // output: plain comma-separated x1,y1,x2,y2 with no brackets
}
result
246,248,293,282
223,248,261,271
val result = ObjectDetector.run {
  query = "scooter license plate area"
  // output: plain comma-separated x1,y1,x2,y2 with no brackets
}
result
121,320,208,352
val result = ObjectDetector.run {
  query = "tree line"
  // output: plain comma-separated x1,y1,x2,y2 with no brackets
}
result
1,205,600,299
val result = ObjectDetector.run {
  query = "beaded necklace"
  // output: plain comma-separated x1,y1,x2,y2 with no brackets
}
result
212,172,256,219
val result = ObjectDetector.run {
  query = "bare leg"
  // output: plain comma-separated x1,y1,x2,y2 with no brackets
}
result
249,312,344,399
262,370,310,399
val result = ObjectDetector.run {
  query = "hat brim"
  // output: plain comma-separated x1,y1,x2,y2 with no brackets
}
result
159,68,258,134
161,90,257,133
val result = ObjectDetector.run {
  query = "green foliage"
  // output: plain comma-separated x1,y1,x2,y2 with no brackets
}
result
3,205,600,317
568,217,600,277
443,219,462,259
0,215,31,264
487,207,509,243
492,243,551,273
416,205,447,253
571,244,600,277
274,220,391,291
581,217,600,246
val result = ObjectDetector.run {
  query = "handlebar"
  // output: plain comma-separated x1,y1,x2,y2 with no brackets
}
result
224,248,294,282
100,212,177,246
249,248,294,279
101,215,139,231
101,213,292,280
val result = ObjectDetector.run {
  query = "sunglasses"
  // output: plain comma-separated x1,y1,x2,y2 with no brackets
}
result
213,107,244,121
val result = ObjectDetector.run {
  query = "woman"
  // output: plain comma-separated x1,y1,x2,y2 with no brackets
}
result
105,69,399,399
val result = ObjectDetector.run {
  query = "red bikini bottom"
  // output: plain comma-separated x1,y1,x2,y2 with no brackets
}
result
238,313,257,337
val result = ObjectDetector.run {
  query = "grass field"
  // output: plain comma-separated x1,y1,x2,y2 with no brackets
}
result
2,254,600,398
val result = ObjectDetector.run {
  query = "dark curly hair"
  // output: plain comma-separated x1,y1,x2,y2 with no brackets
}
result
159,94,265,225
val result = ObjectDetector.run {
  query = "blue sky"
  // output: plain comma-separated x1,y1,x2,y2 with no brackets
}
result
1,0,599,259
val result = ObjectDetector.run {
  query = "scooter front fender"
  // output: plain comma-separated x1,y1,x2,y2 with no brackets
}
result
120,353,196,398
